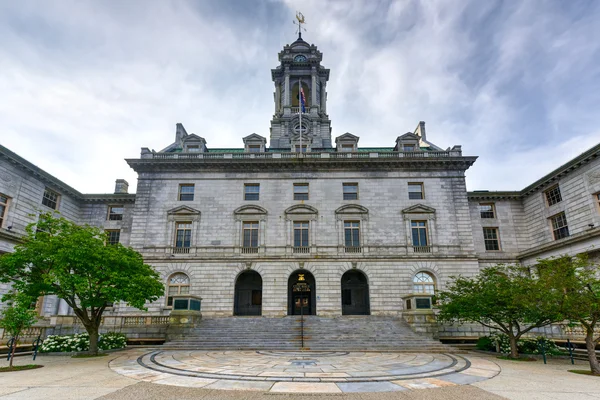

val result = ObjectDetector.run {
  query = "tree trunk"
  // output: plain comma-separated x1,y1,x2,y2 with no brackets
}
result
9,335,17,368
585,330,600,375
508,333,519,359
88,327,99,355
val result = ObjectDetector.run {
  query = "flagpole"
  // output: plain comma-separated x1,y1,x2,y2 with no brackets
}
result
299,78,302,155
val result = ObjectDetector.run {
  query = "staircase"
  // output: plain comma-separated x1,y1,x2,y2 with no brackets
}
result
165,316,456,352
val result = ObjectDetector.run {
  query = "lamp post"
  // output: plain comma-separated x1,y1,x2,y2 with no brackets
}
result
293,276,310,349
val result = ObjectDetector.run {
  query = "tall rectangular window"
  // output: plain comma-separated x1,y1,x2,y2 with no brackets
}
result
175,222,192,248
42,189,59,210
108,206,124,221
408,183,424,200
595,193,600,212
106,230,121,245
294,183,309,200
293,221,309,247
479,203,495,219
545,185,562,206
483,227,500,251
0,194,8,227
242,222,259,248
411,221,428,247
244,184,260,200
550,212,569,240
344,221,360,248
178,184,194,201
343,183,358,200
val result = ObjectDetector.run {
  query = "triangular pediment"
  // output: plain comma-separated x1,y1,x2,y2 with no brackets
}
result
285,204,318,215
167,205,201,215
182,134,206,143
335,204,369,215
234,205,268,215
397,132,419,141
336,132,360,142
402,204,436,214
243,133,266,143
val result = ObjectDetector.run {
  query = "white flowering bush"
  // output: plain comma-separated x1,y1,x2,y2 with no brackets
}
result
40,332,127,353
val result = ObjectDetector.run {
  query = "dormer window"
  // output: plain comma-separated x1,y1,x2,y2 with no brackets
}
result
341,144,354,152
243,134,267,153
248,145,261,153
335,133,360,152
187,145,200,152
403,144,416,152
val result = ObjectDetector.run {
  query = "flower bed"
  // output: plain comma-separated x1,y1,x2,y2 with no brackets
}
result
40,332,127,353
476,333,564,355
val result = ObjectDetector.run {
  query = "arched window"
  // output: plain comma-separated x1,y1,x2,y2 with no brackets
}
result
167,273,190,306
413,272,435,294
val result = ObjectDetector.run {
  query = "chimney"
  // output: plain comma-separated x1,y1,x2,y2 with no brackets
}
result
114,179,129,194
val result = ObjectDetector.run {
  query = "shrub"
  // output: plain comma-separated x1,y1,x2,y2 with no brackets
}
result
476,336,496,351
478,334,563,355
40,332,127,353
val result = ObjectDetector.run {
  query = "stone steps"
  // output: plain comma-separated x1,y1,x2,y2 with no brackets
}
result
166,315,456,352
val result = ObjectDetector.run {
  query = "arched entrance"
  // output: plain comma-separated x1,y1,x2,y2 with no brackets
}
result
234,270,262,316
341,270,370,315
288,270,316,315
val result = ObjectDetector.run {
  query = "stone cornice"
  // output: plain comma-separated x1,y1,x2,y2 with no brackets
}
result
467,191,521,200
0,144,83,199
0,229,24,244
80,194,136,203
126,156,478,173
517,227,600,260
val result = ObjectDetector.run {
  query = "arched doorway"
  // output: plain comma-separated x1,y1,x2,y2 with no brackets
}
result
234,270,262,316
288,270,316,315
341,270,370,315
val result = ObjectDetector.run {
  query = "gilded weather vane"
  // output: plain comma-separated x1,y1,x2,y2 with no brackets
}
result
293,11,307,39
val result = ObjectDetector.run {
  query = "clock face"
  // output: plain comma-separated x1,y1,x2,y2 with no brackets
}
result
294,55,307,62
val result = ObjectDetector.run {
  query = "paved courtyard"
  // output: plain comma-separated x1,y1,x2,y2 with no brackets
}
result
0,349,599,399
110,349,499,393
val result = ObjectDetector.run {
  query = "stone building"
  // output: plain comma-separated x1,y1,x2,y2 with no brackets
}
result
1,34,600,339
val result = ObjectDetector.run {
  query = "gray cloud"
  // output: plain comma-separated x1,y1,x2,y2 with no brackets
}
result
0,0,599,193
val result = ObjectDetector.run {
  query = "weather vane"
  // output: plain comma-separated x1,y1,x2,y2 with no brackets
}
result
293,11,307,39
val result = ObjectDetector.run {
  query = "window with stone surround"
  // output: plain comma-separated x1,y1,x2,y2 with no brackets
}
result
244,184,260,201
248,145,261,153
341,144,354,152
545,185,562,206
595,193,600,212
479,203,495,219
0,194,8,228
167,273,190,307
178,184,194,201
483,227,501,251
550,212,569,240
408,183,424,200
413,272,435,294
293,183,309,200
403,144,416,152
174,222,192,250
107,206,124,221
293,221,309,248
42,188,59,210
242,221,259,249
343,183,358,200
344,221,360,248
105,229,120,245
411,221,428,247
187,145,201,152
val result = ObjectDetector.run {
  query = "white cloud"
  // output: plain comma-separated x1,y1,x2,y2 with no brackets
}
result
0,0,599,193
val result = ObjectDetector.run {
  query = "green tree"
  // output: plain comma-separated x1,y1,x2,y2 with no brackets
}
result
0,213,164,355
436,264,564,358
0,292,38,368
537,255,600,375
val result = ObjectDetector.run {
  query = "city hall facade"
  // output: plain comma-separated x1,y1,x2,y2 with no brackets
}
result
1,35,600,337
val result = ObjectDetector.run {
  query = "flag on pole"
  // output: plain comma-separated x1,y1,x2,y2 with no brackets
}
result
299,86,306,113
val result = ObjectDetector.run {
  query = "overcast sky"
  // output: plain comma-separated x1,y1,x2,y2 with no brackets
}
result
1,0,599,194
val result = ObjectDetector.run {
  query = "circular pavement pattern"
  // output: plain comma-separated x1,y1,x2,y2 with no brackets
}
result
110,349,500,393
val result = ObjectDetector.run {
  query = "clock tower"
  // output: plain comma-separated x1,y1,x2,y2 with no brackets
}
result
269,34,332,150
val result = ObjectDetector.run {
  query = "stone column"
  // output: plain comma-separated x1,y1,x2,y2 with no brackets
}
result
284,69,290,106
320,80,327,113
311,68,317,108
275,83,281,113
